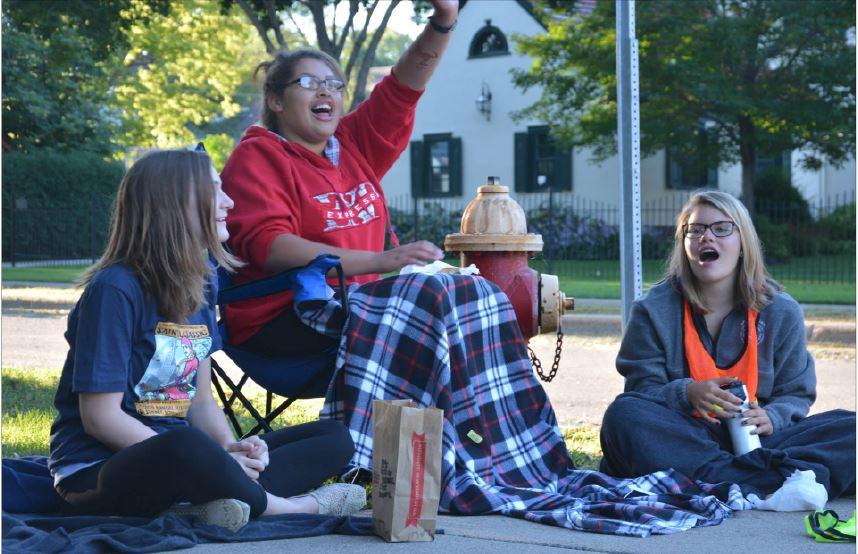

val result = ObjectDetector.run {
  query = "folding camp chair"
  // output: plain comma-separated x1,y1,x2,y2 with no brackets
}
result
210,253,347,439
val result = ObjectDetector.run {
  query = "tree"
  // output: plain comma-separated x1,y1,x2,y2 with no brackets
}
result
512,0,856,208
1,0,165,154
372,29,412,66
112,0,266,150
222,0,419,109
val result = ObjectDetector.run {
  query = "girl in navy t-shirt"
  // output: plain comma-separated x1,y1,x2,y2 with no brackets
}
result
48,150,365,531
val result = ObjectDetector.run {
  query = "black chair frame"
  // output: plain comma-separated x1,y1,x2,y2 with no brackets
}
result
210,255,347,439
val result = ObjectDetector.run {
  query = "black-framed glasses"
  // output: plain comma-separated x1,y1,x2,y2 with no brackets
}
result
683,221,737,238
285,75,345,93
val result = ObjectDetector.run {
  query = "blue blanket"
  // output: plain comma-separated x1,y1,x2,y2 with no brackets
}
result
2,456,376,553
3,511,374,553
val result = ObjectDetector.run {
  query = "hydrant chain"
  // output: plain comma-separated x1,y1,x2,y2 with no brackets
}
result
528,327,564,383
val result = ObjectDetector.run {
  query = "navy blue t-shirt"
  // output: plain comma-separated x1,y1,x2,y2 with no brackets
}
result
48,264,221,484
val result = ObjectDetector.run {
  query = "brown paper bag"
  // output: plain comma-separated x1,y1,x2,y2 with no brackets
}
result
371,399,443,542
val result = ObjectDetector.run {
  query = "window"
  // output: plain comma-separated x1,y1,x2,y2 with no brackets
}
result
410,134,463,198
468,20,509,59
514,126,572,192
755,150,791,179
665,126,718,190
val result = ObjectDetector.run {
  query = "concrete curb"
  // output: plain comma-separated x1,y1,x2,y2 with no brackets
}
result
561,313,855,345
2,283,855,346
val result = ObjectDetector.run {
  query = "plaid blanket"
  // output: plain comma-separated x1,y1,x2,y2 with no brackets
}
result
301,272,750,537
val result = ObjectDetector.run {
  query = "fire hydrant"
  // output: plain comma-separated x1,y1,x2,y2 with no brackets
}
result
444,177,574,344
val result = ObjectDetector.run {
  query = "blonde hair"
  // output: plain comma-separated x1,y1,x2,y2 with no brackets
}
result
667,190,781,313
81,150,240,321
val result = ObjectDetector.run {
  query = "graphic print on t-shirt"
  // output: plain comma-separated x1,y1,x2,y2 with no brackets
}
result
133,322,212,417
314,181,380,232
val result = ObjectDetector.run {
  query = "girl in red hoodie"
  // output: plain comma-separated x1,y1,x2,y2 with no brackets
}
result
221,0,457,355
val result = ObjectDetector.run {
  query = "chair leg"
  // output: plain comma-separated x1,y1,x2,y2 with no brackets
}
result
244,364,335,437
266,392,273,417
226,374,250,407
245,395,298,438
210,360,244,437
210,360,274,437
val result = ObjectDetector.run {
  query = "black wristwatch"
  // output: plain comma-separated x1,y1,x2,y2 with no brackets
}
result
429,15,457,34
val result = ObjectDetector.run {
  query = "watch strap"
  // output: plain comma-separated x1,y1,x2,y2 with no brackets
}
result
429,16,457,34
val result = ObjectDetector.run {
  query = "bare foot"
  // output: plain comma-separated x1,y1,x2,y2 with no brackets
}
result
261,492,320,516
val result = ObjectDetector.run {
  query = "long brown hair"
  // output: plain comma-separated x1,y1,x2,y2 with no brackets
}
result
81,150,240,321
667,190,781,313
255,48,347,135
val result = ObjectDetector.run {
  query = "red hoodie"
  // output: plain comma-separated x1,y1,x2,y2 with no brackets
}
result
221,73,423,344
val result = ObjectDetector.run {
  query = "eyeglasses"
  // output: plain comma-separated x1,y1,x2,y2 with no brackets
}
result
683,221,738,238
285,75,345,93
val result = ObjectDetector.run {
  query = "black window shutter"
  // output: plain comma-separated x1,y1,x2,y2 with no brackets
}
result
707,165,719,189
555,147,572,191
450,137,463,196
666,149,682,189
514,132,529,192
410,140,425,197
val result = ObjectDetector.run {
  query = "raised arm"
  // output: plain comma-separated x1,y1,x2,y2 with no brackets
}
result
392,0,459,91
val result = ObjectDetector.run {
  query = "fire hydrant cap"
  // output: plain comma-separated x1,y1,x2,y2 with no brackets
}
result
444,181,543,252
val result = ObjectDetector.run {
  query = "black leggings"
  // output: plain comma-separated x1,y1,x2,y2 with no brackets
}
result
56,420,354,518
242,306,340,357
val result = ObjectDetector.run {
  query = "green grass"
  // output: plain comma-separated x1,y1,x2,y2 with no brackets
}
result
3,264,89,284
2,367,61,457
4,256,855,304
1,367,603,470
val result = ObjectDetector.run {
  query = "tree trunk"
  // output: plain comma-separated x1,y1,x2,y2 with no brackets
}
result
738,116,756,211
236,0,277,54
349,0,400,109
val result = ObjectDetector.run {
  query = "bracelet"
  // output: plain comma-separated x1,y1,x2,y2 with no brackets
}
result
429,15,457,34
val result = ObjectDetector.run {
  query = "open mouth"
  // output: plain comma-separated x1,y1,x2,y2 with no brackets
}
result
699,249,720,262
311,103,332,117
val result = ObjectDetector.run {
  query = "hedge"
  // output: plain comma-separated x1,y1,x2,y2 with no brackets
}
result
3,149,123,261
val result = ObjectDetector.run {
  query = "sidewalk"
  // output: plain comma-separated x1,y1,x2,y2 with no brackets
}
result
186,498,856,553
3,283,855,345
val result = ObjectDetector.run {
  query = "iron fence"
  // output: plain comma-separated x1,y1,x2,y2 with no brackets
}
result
4,191,855,285
3,195,114,266
388,190,855,284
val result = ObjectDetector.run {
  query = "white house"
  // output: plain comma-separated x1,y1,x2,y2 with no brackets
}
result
381,0,855,212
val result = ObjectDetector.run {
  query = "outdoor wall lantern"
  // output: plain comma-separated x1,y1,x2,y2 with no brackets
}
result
475,82,492,121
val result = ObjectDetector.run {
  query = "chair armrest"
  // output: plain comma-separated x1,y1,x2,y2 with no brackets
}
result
217,253,343,306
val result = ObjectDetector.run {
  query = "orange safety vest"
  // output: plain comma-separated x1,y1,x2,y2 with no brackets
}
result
683,300,759,412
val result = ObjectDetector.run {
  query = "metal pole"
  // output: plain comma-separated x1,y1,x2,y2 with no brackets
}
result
8,180,15,267
90,194,97,263
616,0,643,331
547,186,554,275
412,196,419,243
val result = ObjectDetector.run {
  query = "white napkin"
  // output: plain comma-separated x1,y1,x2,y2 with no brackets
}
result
399,260,480,276
747,469,828,511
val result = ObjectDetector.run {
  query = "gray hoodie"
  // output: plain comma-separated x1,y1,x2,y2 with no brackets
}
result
617,278,815,432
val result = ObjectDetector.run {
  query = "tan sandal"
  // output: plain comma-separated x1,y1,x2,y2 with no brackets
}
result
163,498,250,532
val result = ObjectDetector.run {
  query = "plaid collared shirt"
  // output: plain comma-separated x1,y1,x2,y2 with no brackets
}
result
267,128,340,167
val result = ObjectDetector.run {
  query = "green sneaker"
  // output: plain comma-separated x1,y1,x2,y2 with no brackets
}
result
805,509,856,543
